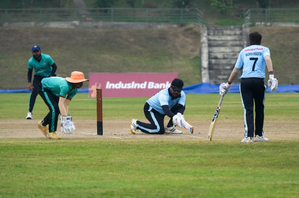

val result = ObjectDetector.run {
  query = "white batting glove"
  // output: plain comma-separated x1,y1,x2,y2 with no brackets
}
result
267,74,278,92
219,83,232,96
173,113,182,127
176,113,184,120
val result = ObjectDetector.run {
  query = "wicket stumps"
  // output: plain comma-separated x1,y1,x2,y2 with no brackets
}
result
96,89,103,135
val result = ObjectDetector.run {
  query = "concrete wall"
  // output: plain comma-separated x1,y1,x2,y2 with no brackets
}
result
0,21,196,29
200,25,209,83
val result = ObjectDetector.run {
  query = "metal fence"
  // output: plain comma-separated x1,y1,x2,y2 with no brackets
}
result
244,8,299,24
0,8,204,25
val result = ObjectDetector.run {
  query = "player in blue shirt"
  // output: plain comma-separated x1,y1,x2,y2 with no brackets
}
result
130,78,186,134
219,32,278,143
37,71,88,139
26,45,57,119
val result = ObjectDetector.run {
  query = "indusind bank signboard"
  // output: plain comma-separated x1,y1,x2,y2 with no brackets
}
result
88,73,178,97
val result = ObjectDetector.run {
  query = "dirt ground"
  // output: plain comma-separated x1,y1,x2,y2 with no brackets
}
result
0,119,298,141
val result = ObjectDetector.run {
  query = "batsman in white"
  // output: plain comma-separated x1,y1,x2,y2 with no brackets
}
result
130,78,186,134
219,32,278,143
37,71,89,139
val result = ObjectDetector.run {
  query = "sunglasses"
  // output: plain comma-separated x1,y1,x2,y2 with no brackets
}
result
171,85,182,92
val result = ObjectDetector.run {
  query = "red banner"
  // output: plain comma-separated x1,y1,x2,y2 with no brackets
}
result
89,73,178,97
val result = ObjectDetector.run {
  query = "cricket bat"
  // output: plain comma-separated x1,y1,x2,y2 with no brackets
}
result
180,117,194,134
208,95,225,141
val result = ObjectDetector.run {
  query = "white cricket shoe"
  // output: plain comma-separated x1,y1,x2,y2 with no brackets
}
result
254,135,269,142
165,126,182,134
241,137,253,143
130,119,137,134
26,112,33,119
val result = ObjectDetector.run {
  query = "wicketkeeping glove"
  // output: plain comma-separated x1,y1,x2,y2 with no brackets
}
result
267,74,278,92
219,83,232,96
60,115,75,134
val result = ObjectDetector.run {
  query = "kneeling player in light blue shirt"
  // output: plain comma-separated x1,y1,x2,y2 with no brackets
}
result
130,78,186,134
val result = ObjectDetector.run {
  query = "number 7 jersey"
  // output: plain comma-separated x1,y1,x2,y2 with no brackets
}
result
235,44,270,79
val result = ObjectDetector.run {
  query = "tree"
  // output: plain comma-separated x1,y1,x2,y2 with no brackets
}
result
125,0,136,8
173,0,192,8
94,0,116,12
21,0,34,9
256,0,269,8
210,0,236,14
95,0,116,8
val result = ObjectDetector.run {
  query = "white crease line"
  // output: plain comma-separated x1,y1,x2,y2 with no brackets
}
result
181,134,203,138
77,132,97,135
77,132,203,138
108,136,123,139
77,132,124,138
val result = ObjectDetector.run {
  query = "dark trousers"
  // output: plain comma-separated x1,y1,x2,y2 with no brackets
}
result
137,103,184,134
28,75,46,112
38,85,60,132
240,78,266,138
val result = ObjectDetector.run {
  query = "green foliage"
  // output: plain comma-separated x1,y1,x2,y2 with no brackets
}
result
210,0,235,14
125,0,136,8
94,0,116,11
172,0,192,8
1,0,73,8
257,0,269,8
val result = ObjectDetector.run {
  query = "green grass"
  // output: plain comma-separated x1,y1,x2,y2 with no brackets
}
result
0,93,299,197
1,26,299,90
0,26,201,89
1,93,298,121
215,19,244,26
0,139,298,197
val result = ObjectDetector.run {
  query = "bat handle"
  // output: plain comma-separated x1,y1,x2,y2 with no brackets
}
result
218,95,224,107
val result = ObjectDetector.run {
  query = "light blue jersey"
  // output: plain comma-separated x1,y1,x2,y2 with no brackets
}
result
146,88,185,114
28,53,55,77
235,45,270,79
41,77,77,99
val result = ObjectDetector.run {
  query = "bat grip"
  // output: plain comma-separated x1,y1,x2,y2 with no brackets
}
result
218,95,224,107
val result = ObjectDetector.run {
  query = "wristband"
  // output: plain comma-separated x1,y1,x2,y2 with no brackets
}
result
269,74,274,80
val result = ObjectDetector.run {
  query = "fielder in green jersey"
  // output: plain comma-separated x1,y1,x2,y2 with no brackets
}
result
26,45,57,119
